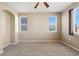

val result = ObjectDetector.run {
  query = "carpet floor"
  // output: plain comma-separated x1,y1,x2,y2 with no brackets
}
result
0,42,79,56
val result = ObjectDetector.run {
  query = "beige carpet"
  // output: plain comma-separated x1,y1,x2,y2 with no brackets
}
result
0,42,79,56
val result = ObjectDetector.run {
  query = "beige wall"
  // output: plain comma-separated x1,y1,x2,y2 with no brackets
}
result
19,13,61,42
0,10,10,49
62,3,79,49
0,3,19,52
10,14,15,43
0,3,19,44
4,10,18,44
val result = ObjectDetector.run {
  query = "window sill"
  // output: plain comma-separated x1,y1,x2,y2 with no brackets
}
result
49,31,57,33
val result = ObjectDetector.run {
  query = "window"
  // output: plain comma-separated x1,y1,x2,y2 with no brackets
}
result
73,7,79,34
20,16,28,32
49,16,57,32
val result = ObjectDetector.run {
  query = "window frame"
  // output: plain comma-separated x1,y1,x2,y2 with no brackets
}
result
49,16,57,32
73,7,79,34
19,16,28,32
69,9,74,35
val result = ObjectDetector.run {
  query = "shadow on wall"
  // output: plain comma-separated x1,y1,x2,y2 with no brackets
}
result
3,10,15,43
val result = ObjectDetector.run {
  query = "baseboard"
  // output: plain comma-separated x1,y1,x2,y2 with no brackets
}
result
2,41,19,49
2,43,11,49
62,41,79,52
0,43,11,54
19,40,60,43
10,40,19,45
0,42,18,54
10,42,18,45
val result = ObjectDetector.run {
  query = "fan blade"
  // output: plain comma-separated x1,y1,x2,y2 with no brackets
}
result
34,2,39,8
44,2,49,8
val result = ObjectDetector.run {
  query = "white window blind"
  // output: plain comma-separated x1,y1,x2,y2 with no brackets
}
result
20,16,27,32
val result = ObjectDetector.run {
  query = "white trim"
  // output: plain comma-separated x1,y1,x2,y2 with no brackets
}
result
0,43,10,54
2,43,11,49
2,42,18,48
49,16,57,32
62,41,79,52
2,42,19,49
10,42,18,45
73,9,75,34
19,16,28,32
49,30,57,33
0,42,18,54
19,39,60,42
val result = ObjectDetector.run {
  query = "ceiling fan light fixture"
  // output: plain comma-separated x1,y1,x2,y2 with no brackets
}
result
34,2,49,9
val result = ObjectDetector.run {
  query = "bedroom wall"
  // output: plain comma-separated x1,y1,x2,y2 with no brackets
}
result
0,3,19,54
19,13,61,42
0,2,19,44
0,10,10,50
62,2,79,49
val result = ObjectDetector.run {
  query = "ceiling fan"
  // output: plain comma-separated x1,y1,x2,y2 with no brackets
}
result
34,2,49,8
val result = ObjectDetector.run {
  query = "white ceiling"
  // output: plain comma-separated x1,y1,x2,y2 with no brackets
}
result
6,2,73,13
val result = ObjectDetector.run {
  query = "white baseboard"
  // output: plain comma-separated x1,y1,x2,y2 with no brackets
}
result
19,40,60,43
0,43,10,54
2,41,19,49
10,42,18,45
0,43,11,54
2,43,11,49
0,42,18,54
62,41,79,52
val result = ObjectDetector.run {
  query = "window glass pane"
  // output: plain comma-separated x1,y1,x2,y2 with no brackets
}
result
49,25,56,31
21,25,27,31
49,16,56,25
75,8,79,33
49,16,57,32
21,17,27,24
